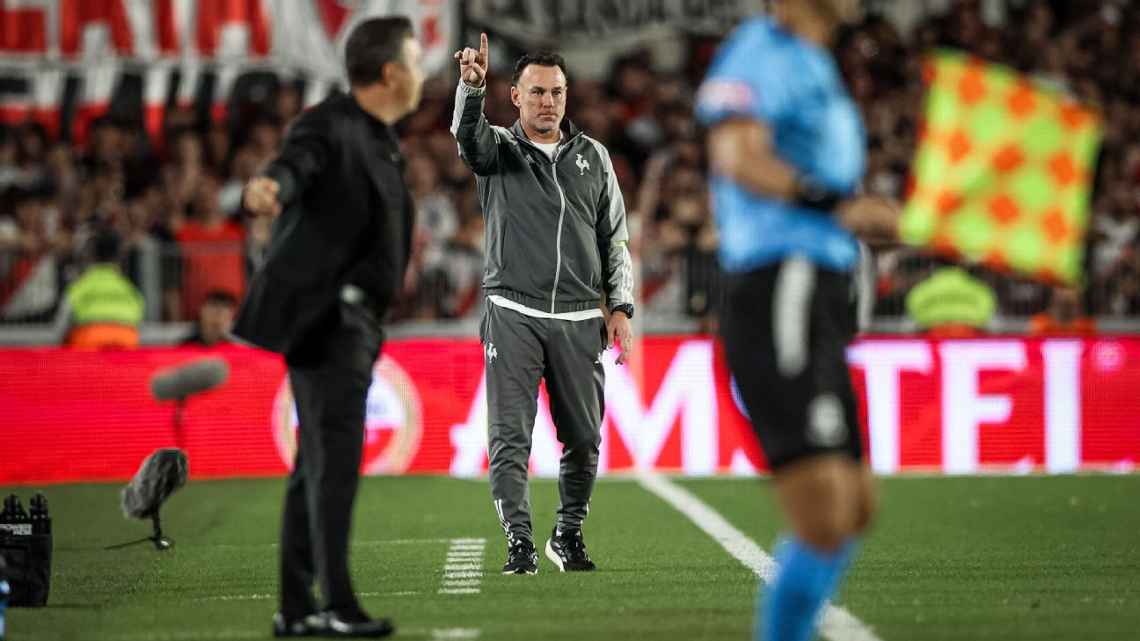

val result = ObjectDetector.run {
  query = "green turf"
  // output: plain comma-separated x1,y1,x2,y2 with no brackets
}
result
680,475,1140,641
2,475,1137,640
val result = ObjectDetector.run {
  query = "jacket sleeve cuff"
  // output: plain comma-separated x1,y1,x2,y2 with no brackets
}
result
459,81,486,98
609,303,635,319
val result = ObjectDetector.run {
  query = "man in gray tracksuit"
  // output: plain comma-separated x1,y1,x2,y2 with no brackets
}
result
451,34,635,575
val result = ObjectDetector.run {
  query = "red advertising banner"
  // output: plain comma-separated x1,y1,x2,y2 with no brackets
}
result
0,0,455,140
1,336,1138,484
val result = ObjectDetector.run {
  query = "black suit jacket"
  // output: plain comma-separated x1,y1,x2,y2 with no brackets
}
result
233,91,414,355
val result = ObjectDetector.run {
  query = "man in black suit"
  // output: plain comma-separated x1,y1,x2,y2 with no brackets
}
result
233,16,424,639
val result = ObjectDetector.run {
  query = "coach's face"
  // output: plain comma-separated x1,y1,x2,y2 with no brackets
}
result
391,36,425,116
511,64,567,137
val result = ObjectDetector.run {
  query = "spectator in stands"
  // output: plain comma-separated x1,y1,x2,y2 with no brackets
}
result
16,123,51,183
275,83,303,125
407,151,458,249
181,289,237,347
84,117,128,172
0,182,68,323
430,196,484,319
246,115,283,169
204,120,232,176
219,143,260,215
906,264,996,336
1029,286,1097,336
162,128,205,222
57,229,144,349
2,1,1139,328
174,173,245,321
0,126,20,190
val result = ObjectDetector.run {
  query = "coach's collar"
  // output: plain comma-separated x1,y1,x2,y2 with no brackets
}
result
511,118,582,146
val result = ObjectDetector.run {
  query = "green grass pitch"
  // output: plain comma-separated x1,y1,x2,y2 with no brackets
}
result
3,475,1138,640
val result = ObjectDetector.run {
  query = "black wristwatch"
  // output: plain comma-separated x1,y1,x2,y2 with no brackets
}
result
610,303,635,319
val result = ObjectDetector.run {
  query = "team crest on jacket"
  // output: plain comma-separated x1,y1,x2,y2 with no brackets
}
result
576,153,590,175
272,355,423,474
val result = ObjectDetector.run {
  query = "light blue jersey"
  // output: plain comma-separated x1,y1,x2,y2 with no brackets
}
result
696,17,866,273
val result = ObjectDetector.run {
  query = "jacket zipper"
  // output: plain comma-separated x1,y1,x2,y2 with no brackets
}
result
514,132,575,314
549,152,567,313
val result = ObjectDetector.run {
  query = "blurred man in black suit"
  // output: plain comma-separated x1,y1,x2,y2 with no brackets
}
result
233,16,424,639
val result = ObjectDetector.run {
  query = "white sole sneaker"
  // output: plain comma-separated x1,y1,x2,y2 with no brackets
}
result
544,538,566,572
501,568,538,576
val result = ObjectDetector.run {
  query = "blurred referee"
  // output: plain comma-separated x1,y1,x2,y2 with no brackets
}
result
451,34,635,575
696,1,898,640
234,17,424,638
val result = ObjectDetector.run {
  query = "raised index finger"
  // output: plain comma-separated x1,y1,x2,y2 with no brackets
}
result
479,32,489,64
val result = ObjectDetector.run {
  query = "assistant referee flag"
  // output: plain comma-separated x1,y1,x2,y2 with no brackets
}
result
900,50,1102,286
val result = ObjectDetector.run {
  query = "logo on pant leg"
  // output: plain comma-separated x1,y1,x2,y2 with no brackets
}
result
807,393,847,447
485,342,498,364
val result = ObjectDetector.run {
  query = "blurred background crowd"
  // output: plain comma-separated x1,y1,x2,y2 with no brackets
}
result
1,0,1138,343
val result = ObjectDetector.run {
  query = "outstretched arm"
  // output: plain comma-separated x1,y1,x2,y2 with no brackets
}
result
450,32,500,175
246,113,332,217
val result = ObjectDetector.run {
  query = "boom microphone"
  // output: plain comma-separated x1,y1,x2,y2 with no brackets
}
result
150,358,229,401
108,449,188,551
120,448,188,519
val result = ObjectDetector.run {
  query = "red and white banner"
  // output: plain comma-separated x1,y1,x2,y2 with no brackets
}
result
1,336,1138,485
0,0,455,139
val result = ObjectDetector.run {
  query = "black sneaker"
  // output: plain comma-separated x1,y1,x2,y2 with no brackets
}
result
502,538,538,575
272,612,325,637
544,527,596,572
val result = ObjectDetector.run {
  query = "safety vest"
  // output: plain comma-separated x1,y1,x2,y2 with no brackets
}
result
905,267,996,330
66,265,144,327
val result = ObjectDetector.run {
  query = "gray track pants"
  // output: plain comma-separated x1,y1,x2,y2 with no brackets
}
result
480,301,606,544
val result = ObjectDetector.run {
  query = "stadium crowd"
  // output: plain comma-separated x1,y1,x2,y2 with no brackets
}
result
1,0,1138,335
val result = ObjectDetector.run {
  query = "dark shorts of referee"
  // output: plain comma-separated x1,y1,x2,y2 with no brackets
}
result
720,255,863,471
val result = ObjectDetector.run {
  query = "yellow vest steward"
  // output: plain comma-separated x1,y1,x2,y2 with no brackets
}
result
66,265,144,327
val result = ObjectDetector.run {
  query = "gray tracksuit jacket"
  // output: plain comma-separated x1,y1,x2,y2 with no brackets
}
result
450,82,635,315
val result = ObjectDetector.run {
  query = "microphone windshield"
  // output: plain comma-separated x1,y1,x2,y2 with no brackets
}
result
150,358,229,401
120,448,189,519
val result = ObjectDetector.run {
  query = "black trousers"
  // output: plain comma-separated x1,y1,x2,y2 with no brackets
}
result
720,258,862,471
279,301,383,616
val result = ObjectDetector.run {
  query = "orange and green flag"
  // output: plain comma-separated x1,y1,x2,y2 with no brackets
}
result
900,50,1102,285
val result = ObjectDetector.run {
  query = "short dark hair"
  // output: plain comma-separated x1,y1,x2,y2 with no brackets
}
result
92,229,122,263
511,52,568,86
344,16,415,87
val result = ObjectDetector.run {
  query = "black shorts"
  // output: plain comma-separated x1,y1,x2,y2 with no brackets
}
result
720,257,863,471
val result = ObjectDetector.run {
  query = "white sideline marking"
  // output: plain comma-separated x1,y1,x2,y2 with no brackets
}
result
103,632,265,641
431,629,482,640
399,628,482,640
104,623,480,641
209,538,449,550
193,593,274,602
438,537,486,595
637,473,883,641
445,570,483,579
193,590,419,602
